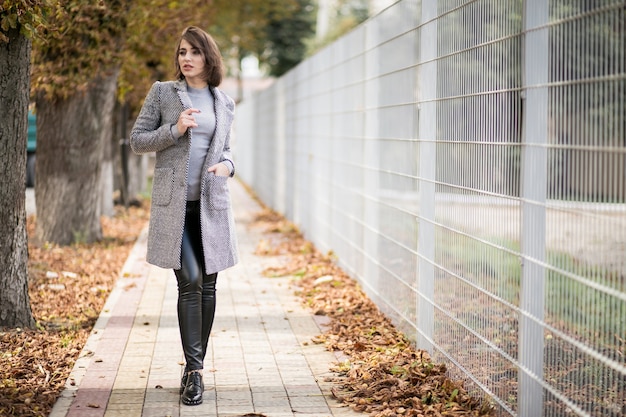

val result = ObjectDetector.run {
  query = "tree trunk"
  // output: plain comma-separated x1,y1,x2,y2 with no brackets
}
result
34,70,119,245
115,102,149,206
126,148,149,203
0,27,36,328
101,122,115,217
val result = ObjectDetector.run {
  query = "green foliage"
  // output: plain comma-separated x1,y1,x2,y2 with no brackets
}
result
305,0,369,56
31,0,129,101
549,0,625,147
0,0,50,43
438,225,624,350
207,0,298,73
545,252,625,348
264,0,316,77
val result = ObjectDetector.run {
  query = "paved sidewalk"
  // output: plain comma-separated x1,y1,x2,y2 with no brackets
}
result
49,179,360,417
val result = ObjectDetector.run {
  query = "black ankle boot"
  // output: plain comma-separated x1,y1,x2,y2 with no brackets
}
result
180,370,188,394
181,371,204,405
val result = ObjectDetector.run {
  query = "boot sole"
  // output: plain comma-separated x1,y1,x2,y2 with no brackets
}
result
181,397,203,406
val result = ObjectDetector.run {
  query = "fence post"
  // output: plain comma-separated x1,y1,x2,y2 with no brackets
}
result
519,0,548,415
416,0,437,352
275,80,286,215
363,19,381,297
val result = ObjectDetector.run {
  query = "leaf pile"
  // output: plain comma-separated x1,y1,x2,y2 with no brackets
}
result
0,203,149,417
251,208,495,417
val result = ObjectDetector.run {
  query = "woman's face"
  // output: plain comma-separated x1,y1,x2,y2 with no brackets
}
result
178,39,206,84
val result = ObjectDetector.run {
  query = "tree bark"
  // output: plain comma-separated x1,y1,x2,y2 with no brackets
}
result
34,70,119,245
0,27,36,328
101,122,115,217
115,102,149,206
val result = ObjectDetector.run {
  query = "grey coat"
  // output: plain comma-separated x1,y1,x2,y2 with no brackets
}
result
130,80,238,274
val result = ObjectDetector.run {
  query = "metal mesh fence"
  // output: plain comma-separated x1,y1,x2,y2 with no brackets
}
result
233,1,626,416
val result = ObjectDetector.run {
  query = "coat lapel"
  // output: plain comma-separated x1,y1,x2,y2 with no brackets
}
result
207,87,234,162
174,80,193,110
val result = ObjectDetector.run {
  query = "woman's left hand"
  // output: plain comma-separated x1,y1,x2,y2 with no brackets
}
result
208,162,230,177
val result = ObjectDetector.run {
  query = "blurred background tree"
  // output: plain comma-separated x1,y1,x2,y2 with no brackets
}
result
31,0,129,246
203,0,303,101
263,0,317,77
306,0,369,54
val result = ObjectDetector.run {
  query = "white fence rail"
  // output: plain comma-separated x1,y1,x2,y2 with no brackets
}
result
233,1,626,416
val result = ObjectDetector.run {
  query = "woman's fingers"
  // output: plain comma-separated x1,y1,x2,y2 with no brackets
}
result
207,163,230,176
182,108,200,124
177,108,200,134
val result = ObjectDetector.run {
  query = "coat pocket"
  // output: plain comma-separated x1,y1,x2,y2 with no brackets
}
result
152,167,174,206
204,174,229,210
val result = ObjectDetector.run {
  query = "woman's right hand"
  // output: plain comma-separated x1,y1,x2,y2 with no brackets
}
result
176,108,200,135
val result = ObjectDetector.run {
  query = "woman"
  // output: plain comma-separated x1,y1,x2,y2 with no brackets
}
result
130,26,238,406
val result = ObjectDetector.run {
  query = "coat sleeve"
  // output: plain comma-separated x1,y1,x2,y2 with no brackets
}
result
130,81,178,155
219,94,236,177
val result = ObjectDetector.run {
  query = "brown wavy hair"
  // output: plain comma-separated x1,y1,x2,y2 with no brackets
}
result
174,26,224,87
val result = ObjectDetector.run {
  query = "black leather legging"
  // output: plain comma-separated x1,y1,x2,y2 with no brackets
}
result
174,200,217,372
